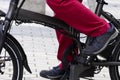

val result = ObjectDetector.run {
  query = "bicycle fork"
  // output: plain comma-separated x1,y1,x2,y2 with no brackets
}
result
0,0,32,74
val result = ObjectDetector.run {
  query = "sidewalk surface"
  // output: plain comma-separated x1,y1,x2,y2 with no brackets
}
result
0,0,120,80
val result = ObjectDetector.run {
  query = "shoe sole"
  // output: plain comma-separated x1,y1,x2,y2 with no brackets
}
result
47,75,62,79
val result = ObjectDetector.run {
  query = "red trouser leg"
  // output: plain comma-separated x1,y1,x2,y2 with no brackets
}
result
46,0,109,68
56,30,75,69
56,30,74,60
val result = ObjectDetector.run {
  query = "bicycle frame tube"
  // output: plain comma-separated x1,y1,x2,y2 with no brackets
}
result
11,0,19,4
95,0,108,16
4,0,20,35
6,0,19,20
101,11,120,29
95,0,120,29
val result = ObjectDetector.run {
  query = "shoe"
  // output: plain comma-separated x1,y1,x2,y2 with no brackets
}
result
40,66,65,79
82,23,119,56
40,65,95,79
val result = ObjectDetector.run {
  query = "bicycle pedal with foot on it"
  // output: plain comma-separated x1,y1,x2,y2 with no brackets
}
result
54,58,95,80
68,55,95,79
50,66,95,80
49,60,95,80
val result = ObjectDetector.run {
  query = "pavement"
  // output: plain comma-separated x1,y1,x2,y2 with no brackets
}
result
0,0,120,80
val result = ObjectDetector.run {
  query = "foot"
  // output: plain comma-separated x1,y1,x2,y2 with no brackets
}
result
40,66,65,79
82,23,119,56
40,65,95,79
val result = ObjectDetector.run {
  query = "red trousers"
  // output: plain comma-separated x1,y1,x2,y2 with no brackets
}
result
46,0,109,68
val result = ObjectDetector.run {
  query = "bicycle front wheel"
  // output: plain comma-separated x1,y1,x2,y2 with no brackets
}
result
0,36,23,80
109,39,120,80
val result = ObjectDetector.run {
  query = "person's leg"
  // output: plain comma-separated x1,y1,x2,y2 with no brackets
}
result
47,0,109,37
56,30,74,62
47,0,118,55
40,30,76,79
45,0,107,68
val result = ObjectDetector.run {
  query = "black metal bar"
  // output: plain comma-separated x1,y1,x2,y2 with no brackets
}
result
0,0,19,54
102,11,120,29
6,0,18,20
91,62,120,66
95,0,108,16
16,9,70,31
11,0,19,4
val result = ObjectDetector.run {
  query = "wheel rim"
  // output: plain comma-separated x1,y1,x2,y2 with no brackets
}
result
0,43,20,80
114,54,120,80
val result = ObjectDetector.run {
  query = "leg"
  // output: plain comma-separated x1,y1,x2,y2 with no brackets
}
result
47,0,118,56
56,30,74,63
47,0,109,37
40,30,75,79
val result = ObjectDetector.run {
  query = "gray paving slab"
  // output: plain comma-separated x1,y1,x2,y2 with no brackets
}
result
0,0,120,80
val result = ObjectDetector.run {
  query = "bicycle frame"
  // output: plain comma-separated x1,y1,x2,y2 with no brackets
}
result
89,0,120,66
1,0,120,79
95,0,120,29
1,0,120,68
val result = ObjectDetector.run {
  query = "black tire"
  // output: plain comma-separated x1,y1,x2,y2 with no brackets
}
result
109,38,120,80
0,36,23,80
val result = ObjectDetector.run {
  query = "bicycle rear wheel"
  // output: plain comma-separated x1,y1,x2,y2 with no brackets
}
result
109,37,120,80
0,36,23,80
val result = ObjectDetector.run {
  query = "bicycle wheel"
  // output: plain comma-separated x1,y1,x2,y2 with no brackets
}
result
109,38,120,80
0,36,23,80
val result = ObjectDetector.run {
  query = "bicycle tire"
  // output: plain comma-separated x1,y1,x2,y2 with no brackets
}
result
0,36,23,80
109,36,120,80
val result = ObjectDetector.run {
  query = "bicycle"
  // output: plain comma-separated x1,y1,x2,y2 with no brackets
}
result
0,0,120,80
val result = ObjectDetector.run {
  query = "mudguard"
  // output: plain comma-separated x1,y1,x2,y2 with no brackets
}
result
7,33,32,73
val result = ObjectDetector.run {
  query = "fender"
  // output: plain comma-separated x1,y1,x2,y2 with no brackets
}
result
7,33,32,73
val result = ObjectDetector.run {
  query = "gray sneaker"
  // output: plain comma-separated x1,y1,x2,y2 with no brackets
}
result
82,23,119,56
40,66,65,79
